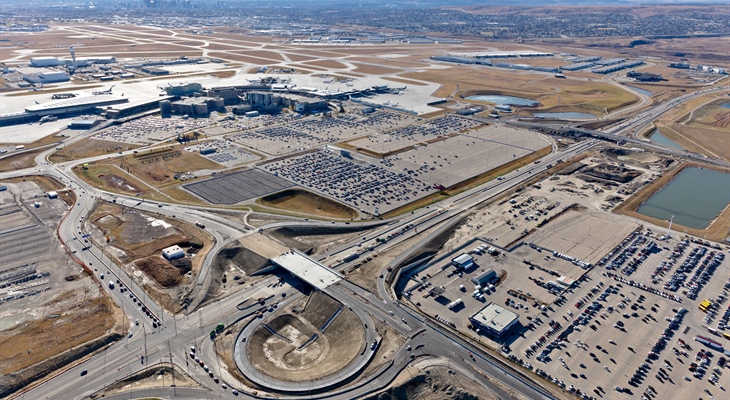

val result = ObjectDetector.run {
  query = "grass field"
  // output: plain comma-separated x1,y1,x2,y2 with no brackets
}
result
645,93,730,161
259,189,358,219
49,139,140,163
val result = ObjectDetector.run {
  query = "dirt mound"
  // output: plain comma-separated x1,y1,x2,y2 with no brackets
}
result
579,163,641,184
365,370,481,400
214,243,270,276
134,256,183,288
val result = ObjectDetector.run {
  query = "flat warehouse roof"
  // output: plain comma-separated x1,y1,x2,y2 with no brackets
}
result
471,303,518,333
271,249,342,290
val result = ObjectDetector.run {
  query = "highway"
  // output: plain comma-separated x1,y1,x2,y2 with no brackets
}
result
5,84,727,400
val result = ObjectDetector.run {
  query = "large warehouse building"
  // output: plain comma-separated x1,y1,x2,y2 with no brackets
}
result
469,303,519,337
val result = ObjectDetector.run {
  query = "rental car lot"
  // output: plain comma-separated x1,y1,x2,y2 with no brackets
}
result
507,236,730,400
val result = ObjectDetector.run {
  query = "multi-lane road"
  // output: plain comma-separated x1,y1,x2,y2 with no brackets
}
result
5,84,727,400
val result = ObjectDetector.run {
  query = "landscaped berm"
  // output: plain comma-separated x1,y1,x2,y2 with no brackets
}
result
247,292,365,382
260,189,358,219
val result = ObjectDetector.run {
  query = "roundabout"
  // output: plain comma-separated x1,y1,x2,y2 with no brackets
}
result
233,291,379,393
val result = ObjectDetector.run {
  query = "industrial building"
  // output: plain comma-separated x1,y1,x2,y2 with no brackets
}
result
669,61,691,69
469,303,519,337
592,60,644,74
26,95,128,115
570,56,602,63
102,96,175,119
204,87,243,105
471,269,497,286
452,254,474,270
560,62,595,71
450,51,552,59
141,66,169,75
245,92,327,114
627,71,663,82
162,245,185,261
594,58,625,66
0,95,128,126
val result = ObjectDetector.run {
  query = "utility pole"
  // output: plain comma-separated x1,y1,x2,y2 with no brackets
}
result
168,339,176,395
666,215,674,239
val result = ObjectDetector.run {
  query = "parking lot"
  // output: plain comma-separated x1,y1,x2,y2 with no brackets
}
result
508,235,730,400
404,218,730,400
262,149,435,214
94,115,216,144
183,168,294,204
184,139,259,168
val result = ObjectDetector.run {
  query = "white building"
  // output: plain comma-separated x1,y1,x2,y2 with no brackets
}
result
469,303,519,336
30,57,63,67
162,245,185,260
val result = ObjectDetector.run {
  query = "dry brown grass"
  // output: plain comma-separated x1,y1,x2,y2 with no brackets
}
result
207,51,276,64
0,297,115,375
284,53,316,62
73,148,223,191
259,189,357,219
648,93,730,160
301,59,348,69
351,63,402,75
403,66,638,113
244,50,285,62
49,139,140,163
346,56,426,68
381,76,428,86
0,150,39,172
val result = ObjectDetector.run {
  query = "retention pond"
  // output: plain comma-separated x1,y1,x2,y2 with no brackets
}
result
637,167,730,230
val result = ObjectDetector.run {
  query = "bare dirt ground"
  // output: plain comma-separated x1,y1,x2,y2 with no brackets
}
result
269,224,381,257
95,364,199,397
238,233,289,259
204,241,271,303
247,292,365,382
363,360,522,400
88,202,214,312
0,297,122,398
